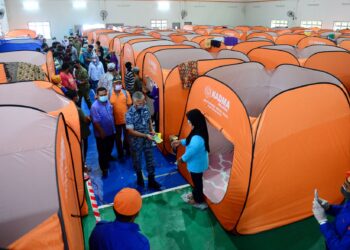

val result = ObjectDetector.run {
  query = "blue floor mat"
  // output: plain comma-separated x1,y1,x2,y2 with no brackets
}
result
82,91,187,206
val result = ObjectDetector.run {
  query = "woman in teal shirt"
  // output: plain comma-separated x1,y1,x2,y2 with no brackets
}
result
172,109,210,208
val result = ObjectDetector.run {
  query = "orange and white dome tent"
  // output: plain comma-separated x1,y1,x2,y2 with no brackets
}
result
0,106,83,249
177,63,350,234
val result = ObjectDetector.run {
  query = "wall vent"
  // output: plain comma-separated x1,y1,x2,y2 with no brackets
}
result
307,3,320,6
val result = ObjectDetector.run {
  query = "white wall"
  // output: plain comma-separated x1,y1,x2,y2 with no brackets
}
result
0,0,9,34
5,0,245,40
245,0,350,30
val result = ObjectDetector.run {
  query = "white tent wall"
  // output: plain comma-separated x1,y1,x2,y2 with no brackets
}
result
245,0,350,30
5,0,245,41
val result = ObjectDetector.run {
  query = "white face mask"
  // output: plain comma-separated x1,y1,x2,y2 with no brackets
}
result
187,120,191,126
115,85,122,91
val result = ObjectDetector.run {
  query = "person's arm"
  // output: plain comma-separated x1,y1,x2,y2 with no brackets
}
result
91,106,106,138
81,70,89,84
149,119,155,135
181,136,203,163
99,63,105,75
320,222,350,250
327,204,344,217
88,64,92,78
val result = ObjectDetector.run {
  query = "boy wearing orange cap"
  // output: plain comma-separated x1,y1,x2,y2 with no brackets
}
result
89,188,150,250
312,172,350,250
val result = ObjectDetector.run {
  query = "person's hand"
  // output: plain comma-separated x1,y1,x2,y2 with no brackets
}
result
171,140,181,148
314,189,330,210
149,130,156,136
146,134,154,141
176,158,183,165
312,199,327,224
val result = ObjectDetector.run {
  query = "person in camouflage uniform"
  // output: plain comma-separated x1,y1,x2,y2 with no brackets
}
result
74,60,92,109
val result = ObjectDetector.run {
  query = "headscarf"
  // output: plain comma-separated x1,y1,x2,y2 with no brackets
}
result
185,109,210,152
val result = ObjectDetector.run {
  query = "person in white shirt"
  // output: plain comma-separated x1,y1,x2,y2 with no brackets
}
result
88,55,105,91
98,63,117,98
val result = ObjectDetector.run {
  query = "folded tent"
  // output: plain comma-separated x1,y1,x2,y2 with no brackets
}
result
0,81,86,216
176,62,350,234
142,48,244,154
0,50,55,82
0,106,83,249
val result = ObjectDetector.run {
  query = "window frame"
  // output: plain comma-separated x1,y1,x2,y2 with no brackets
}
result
28,21,51,39
300,20,322,29
150,19,168,30
333,21,350,31
271,20,288,28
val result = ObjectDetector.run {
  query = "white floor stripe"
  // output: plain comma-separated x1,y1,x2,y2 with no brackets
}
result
97,184,190,210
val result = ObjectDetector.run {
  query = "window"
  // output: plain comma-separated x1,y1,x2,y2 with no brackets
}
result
301,20,322,29
28,22,51,39
333,21,350,31
271,20,288,28
151,19,167,30
82,24,106,31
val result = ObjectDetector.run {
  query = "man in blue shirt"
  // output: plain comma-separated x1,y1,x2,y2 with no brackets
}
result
125,91,161,190
90,87,115,178
83,44,94,69
89,188,150,250
313,173,350,250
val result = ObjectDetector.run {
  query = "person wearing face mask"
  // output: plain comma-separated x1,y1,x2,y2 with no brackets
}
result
110,79,132,162
98,63,117,98
89,55,105,91
125,91,161,190
91,87,116,178
171,109,209,210
83,44,94,69
312,173,350,250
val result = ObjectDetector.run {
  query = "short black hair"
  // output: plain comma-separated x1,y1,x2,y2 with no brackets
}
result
88,44,94,49
125,62,132,70
73,60,80,65
113,209,137,223
65,89,78,100
96,86,107,94
61,63,70,71
96,41,101,46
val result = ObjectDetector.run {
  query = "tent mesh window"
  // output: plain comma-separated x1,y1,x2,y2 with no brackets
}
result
203,122,234,204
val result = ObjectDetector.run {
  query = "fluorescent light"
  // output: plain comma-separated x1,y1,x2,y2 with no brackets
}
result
158,1,170,11
23,1,39,11
73,1,87,9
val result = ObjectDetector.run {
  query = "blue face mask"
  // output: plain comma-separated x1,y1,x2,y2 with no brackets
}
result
99,95,108,103
135,104,144,110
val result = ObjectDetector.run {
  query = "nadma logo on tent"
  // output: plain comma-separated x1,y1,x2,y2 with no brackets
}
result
204,86,230,110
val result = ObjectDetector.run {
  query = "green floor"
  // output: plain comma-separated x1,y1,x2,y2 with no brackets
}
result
83,187,325,250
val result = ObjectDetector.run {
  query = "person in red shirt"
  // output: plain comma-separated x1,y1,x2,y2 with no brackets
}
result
60,63,77,91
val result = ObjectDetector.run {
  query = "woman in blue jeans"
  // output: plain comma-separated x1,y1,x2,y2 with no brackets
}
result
172,109,210,209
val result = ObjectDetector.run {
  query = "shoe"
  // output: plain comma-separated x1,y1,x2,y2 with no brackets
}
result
109,155,117,161
181,193,193,203
117,156,125,163
148,175,161,190
102,169,108,178
192,203,208,210
137,172,145,187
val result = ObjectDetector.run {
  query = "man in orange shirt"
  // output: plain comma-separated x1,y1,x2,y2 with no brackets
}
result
110,79,132,162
